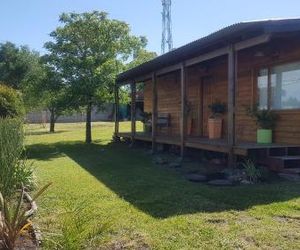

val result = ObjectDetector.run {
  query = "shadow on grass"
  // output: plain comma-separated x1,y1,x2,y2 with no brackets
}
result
27,141,300,218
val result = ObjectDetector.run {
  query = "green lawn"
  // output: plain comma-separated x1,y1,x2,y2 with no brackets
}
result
26,122,300,249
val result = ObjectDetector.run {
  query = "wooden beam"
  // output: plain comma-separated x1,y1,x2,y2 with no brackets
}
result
234,34,271,51
114,84,120,137
134,73,152,83
117,35,272,86
180,63,187,158
131,82,136,140
156,63,181,76
227,45,237,167
151,72,158,153
185,46,229,67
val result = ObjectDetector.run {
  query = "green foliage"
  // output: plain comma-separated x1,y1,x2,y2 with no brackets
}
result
0,42,42,91
0,118,34,198
241,159,262,183
246,105,278,129
49,201,109,250
0,84,24,118
44,11,152,142
0,183,51,250
140,111,152,124
208,101,226,117
126,49,157,70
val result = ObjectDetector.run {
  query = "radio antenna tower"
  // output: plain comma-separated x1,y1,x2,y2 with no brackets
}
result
161,0,173,54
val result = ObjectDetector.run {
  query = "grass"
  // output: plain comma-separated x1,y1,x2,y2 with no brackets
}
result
26,122,300,249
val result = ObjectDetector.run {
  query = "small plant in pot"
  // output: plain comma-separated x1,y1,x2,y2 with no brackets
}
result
140,111,152,133
246,105,278,144
208,101,226,139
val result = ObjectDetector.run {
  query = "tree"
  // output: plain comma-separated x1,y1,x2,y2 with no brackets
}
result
126,48,157,92
24,60,73,133
126,48,157,70
45,11,151,143
0,42,42,90
0,84,24,118
41,67,73,133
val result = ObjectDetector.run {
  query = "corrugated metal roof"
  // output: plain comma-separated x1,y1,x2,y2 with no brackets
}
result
117,18,300,84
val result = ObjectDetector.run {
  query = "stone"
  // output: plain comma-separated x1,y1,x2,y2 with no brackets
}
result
278,173,300,182
240,179,253,185
210,158,223,165
153,156,168,165
185,174,207,182
207,179,233,186
168,161,181,168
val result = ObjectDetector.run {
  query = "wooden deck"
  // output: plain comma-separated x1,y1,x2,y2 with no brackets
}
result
117,132,300,156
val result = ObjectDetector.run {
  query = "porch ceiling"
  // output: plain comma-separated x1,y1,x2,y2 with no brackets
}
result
117,18,300,85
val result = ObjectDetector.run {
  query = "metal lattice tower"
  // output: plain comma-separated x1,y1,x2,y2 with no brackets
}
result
161,0,173,54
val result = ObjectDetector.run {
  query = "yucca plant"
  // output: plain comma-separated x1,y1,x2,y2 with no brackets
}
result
0,183,51,250
241,159,262,183
0,118,35,199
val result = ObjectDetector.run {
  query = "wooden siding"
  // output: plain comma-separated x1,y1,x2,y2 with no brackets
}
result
144,35,300,145
236,36,300,144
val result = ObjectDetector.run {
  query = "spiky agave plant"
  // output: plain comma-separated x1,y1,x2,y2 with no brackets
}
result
0,183,51,250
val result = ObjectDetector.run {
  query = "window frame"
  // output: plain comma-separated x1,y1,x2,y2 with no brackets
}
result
255,59,300,112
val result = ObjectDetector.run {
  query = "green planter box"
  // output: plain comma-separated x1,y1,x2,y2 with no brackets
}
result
257,129,272,144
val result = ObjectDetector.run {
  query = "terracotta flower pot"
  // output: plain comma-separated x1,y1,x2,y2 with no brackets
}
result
208,117,222,139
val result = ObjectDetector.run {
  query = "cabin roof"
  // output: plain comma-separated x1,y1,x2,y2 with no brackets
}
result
117,18,300,84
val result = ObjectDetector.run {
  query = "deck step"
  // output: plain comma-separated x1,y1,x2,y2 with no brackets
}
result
280,168,300,175
268,147,287,157
270,155,300,160
266,155,300,171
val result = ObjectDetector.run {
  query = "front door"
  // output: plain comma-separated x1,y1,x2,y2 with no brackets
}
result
201,76,214,137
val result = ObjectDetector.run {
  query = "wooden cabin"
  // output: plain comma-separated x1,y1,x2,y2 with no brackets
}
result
115,19,300,173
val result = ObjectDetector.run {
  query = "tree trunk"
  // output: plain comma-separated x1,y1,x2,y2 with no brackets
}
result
85,102,92,143
50,110,56,133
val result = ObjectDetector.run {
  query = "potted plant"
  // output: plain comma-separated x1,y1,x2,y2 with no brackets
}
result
246,105,278,144
140,111,152,133
208,101,226,139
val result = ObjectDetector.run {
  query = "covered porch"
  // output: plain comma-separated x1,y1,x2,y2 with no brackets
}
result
114,20,300,170
117,131,300,157
114,36,271,165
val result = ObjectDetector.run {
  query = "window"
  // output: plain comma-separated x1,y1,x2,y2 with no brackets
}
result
257,62,300,110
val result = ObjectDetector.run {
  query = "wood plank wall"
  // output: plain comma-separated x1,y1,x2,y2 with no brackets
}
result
143,35,300,145
236,36,300,144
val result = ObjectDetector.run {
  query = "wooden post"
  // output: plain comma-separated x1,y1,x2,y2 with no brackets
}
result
131,82,136,141
228,45,237,167
152,73,158,153
180,63,187,158
114,84,120,140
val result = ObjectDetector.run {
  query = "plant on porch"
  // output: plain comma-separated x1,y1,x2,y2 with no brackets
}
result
246,105,278,144
208,101,226,139
140,111,152,133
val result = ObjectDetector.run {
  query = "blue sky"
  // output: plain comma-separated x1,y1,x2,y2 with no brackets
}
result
1,0,300,55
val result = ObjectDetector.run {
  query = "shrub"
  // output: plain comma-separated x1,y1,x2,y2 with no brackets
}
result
208,101,226,118
0,84,24,118
0,183,51,250
0,118,34,198
46,201,109,249
246,104,278,129
241,159,262,183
